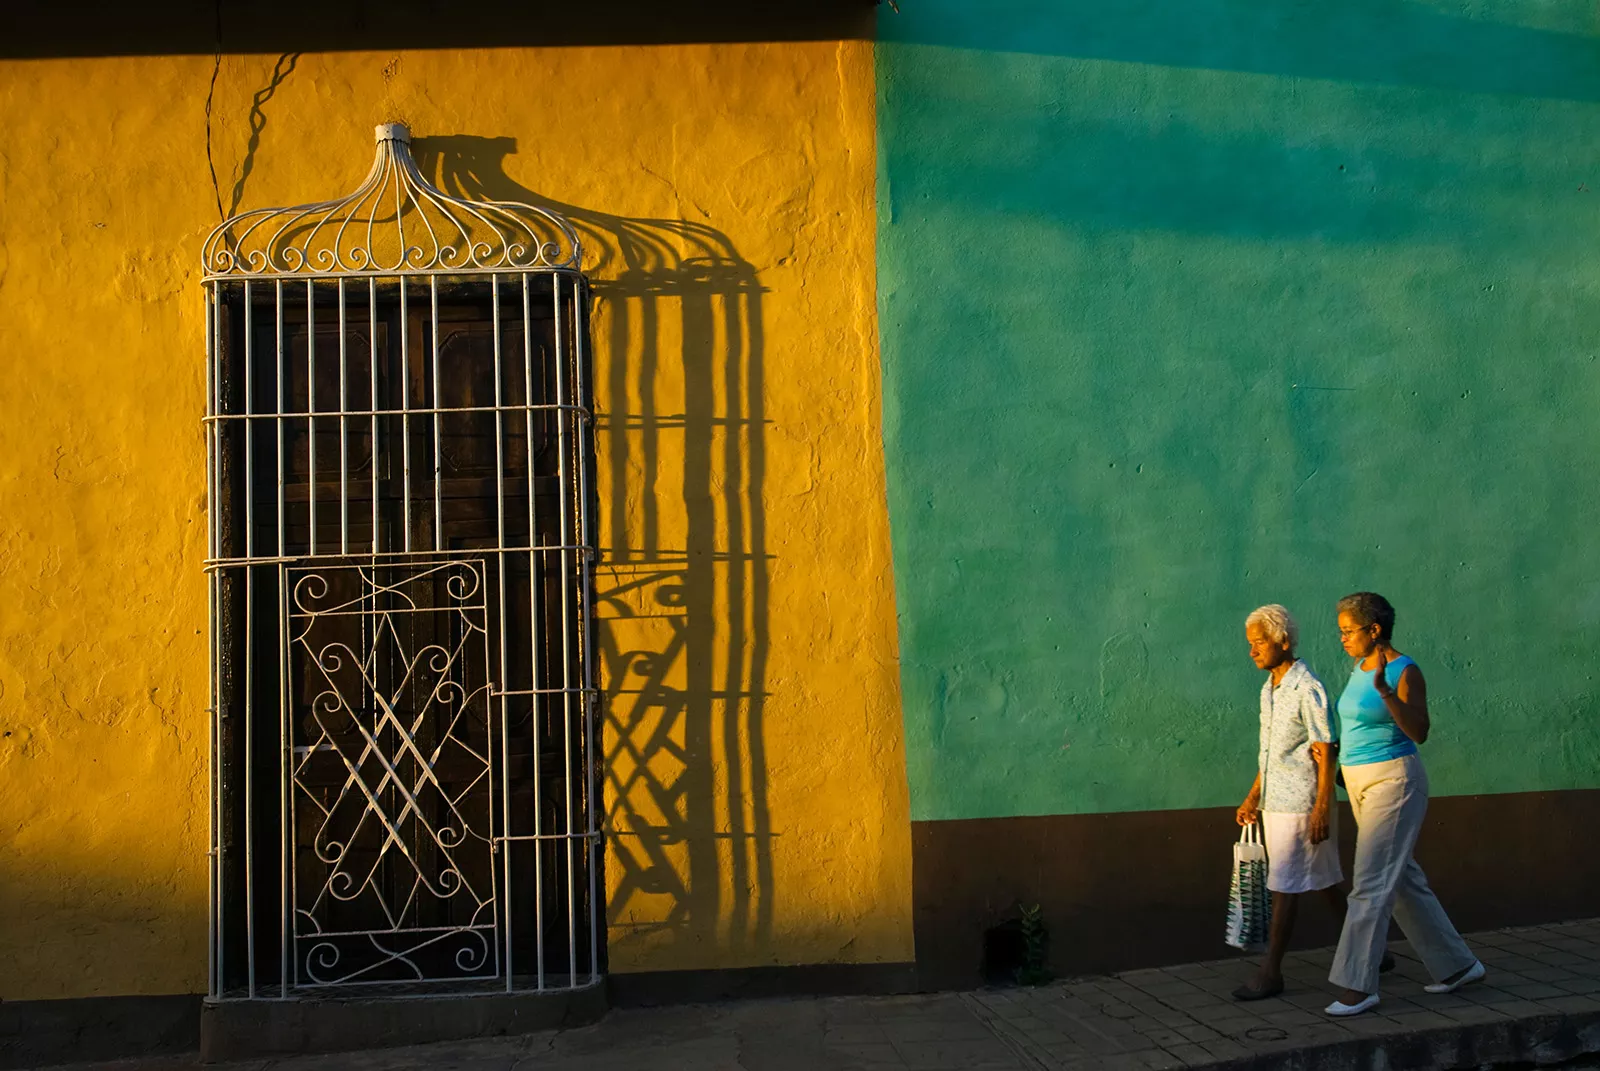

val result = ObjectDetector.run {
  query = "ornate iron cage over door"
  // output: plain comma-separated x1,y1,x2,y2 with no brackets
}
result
202,124,601,997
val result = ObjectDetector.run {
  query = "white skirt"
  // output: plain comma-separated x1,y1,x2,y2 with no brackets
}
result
1262,810,1343,894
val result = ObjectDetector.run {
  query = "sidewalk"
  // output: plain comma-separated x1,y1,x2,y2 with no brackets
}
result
30,919,1600,1071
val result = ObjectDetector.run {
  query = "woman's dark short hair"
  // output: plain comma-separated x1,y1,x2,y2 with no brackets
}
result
1338,591,1396,640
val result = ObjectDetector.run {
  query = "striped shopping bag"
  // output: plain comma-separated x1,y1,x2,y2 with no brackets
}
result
1224,821,1272,951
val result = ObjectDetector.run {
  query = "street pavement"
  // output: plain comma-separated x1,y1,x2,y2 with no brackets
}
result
29,919,1600,1070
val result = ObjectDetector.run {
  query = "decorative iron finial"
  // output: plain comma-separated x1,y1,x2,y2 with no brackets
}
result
202,122,581,277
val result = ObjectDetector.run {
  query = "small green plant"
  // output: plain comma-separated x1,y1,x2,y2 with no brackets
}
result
1016,903,1053,986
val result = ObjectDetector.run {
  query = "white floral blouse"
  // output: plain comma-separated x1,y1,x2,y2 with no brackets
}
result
1258,659,1335,814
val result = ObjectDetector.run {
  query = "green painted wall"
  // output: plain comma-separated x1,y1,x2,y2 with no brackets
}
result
876,1,1600,822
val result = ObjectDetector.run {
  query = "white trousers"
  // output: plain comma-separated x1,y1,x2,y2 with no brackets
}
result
1328,753,1476,993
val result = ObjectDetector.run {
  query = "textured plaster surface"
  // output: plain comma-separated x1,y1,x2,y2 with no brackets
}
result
0,41,911,998
876,1,1600,821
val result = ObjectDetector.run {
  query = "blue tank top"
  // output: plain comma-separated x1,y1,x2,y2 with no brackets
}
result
1337,654,1420,767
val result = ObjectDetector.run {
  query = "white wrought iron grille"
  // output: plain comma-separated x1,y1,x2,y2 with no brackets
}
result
203,124,600,998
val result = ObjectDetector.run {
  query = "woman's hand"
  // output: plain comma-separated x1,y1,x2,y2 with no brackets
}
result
1308,803,1332,844
1370,648,1392,696
1372,650,1431,744
1236,796,1260,826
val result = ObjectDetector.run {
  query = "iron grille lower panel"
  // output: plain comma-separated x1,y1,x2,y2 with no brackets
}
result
288,559,497,988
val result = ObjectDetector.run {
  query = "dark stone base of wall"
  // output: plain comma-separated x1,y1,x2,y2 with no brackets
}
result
3,964,917,1067
608,961,920,1007
910,788,1600,990
199,982,608,1062
0,993,201,1070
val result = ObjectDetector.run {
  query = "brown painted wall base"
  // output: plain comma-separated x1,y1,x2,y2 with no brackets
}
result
911,789,1600,990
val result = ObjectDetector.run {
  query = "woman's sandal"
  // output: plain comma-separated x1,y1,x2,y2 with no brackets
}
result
1232,979,1285,1002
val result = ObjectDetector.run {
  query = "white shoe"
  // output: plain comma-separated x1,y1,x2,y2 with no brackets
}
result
1325,993,1381,1017
1424,959,1485,994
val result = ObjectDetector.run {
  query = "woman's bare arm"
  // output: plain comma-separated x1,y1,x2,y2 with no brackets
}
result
1308,742,1337,843
1374,653,1430,743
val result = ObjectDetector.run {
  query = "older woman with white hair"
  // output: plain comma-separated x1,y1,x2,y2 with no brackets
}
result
1233,604,1344,1001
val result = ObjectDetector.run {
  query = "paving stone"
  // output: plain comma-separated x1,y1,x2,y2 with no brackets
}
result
1077,1054,1174,1071
1372,993,1424,1011
1258,1007,1323,1027
1529,949,1593,968
1337,1016,1405,1037
1465,984,1525,1004
1199,1036,1254,1061
1149,1042,1208,1066
1137,980,1204,998
1164,964,1221,981
1531,935,1600,954
1135,1026,1190,1047
1145,1008,1203,1028
825,1041,903,1067
1156,991,1232,1012
1433,1002,1509,1025
1534,994,1600,1016
1020,1028,1071,1047
880,1017,996,1044
890,1038,1021,1070
1499,982,1570,1000
1055,996,1100,1018
1384,1009,1456,1029
1485,998,1560,1018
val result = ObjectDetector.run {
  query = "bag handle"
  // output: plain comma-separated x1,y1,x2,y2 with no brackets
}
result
1238,821,1264,846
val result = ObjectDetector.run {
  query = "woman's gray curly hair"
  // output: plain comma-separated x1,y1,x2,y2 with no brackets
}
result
1246,603,1298,652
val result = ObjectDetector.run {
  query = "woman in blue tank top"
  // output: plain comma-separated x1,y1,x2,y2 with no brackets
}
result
1323,592,1485,1017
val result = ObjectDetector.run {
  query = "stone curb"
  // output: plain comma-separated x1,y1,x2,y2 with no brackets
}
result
1186,1009,1600,1070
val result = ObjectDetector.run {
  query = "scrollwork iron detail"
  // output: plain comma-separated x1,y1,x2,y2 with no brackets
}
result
202,123,581,279
287,559,498,987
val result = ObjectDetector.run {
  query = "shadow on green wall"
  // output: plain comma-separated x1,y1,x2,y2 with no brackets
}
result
881,0,1600,102
875,0,1600,823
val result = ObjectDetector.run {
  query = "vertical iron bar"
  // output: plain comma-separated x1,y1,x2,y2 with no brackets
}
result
279,565,291,998
274,283,290,997
370,278,380,555
243,279,256,998
276,281,287,559
553,272,578,986
339,279,349,555
307,282,318,557
401,278,412,552
523,272,545,990
431,276,443,553
573,276,600,982
492,275,512,990
205,283,219,998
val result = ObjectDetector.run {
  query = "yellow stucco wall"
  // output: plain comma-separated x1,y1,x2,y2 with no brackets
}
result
0,41,912,999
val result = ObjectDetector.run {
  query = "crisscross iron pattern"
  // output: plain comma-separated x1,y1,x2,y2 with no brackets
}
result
289,561,496,987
